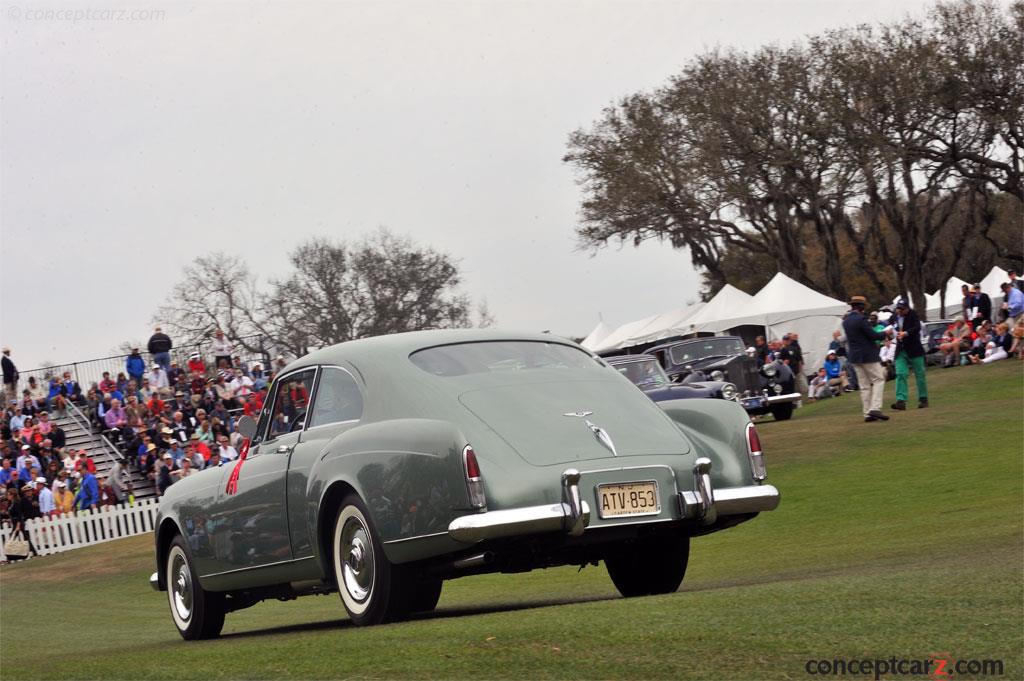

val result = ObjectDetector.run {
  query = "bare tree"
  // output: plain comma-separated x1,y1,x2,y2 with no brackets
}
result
152,253,264,353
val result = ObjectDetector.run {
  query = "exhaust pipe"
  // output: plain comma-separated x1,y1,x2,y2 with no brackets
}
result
430,551,495,575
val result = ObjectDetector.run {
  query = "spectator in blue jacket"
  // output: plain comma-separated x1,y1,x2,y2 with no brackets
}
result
823,349,848,392
126,348,147,388
1001,282,1024,325
841,296,893,423
74,469,99,511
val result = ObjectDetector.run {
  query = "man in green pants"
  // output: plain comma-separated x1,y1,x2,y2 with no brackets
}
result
891,299,929,410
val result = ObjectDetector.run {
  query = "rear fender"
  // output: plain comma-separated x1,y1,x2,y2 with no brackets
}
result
312,419,470,563
657,398,754,489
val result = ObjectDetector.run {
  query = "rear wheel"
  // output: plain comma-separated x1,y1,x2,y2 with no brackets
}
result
410,577,443,613
606,535,690,598
332,494,413,625
770,403,794,421
166,536,225,640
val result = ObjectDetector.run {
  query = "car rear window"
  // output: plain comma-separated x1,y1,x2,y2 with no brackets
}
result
410,341,601,377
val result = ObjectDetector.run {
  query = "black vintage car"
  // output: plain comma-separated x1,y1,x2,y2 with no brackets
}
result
605,354,738,403
645,336,801,421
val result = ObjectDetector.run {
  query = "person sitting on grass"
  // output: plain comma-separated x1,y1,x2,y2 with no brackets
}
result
938,318,972,367
808,368,834,401
822,350,848,392
970,322,1013,364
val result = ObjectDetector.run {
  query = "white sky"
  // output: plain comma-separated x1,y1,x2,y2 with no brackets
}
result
1,0,936,369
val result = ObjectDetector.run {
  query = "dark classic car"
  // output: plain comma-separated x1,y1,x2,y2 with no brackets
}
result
605,354,738,403
646,336,801,421
151,330,779,639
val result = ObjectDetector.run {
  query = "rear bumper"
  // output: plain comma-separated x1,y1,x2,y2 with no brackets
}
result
449,461,780,544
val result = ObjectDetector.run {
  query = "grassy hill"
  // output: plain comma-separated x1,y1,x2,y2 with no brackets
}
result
2,360,1021,680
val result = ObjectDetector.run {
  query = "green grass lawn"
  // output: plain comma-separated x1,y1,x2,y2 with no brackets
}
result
2,361,1021,680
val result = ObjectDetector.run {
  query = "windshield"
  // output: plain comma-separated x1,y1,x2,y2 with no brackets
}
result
410,341,601,377
613,359,671,389
669,338,745,365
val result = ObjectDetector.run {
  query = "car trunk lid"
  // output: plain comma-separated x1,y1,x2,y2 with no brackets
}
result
458,378,690,466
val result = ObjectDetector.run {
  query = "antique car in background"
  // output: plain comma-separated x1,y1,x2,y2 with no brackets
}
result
922,319,953,366
646,336,800,421
605,354,738,403
151,330,779,639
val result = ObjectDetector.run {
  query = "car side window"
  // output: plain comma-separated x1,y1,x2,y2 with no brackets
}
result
259,369,317,442
308,367,363,428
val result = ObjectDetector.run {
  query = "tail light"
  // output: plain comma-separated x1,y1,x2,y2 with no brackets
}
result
462,445,486,508
745,423,767,481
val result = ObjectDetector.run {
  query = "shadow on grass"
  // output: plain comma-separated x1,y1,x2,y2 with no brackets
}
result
219,593,620,639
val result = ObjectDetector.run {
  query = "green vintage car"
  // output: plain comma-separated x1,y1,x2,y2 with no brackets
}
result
150,330,779,639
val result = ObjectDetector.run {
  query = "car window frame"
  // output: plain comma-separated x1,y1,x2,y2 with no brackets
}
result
306,365,365,431
254,366,320,446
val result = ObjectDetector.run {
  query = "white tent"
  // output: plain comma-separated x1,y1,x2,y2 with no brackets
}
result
980,265,1010,302
675,284,754,335
926,276,971,319
706,273,847,371
622,302,706,347
591,314,662,354
580,321,614,351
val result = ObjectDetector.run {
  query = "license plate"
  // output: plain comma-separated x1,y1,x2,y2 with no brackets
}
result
597,481,660,518
745,397,764,409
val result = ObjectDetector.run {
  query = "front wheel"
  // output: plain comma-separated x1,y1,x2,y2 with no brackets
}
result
332,495,412,626
606,535,690,598
166,536,225,640
770,402,794,421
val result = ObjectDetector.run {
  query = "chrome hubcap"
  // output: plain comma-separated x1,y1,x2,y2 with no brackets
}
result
341,518,373,603
171,554,192,622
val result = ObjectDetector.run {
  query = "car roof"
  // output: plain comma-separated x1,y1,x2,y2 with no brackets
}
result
282,329,585,374
646,336,741,353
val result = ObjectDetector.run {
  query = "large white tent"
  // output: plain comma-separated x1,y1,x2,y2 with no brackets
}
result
925,276,971,319
580,321,614,351
591,314,662,354
706,273,847,370
674,284,754,335
974,264,1007,299
620,302,706,347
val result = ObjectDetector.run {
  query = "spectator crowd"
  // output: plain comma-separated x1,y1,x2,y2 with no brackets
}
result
1,327,287,561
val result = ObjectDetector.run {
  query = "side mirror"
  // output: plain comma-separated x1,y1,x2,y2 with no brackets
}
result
236,415,257,440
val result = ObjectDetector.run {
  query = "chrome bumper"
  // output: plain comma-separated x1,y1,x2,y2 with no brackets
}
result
679,457,780,521
766,392,801,404
449,461,779,543
149,571,161,591
450,468,590,543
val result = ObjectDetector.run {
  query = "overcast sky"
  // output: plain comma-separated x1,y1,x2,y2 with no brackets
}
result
1,0,937,369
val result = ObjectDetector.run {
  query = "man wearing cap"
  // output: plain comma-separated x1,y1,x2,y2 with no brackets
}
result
74,465,99,512
841,296,893,423
53,479,74,514
823,349,847,392
968,283,992,329
35,476,56,517
890,299,928,410
157,453,177,495
126,347,146,388
1001,281,1024,325
149,363,169,390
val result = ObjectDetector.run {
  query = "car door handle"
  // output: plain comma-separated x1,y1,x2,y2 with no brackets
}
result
276,445,294,454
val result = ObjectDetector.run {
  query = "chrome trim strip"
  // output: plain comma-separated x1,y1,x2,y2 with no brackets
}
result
448,500,591,544
765,393,801,404
199,556,315,580
714,485,780,514
382,531,448,546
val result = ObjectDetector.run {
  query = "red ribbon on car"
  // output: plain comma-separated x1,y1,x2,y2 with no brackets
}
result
224,438,251,495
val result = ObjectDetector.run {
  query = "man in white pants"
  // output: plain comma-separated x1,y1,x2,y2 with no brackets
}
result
841,296,893,423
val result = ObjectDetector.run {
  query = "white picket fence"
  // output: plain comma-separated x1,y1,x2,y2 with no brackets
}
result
0,498,159,561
